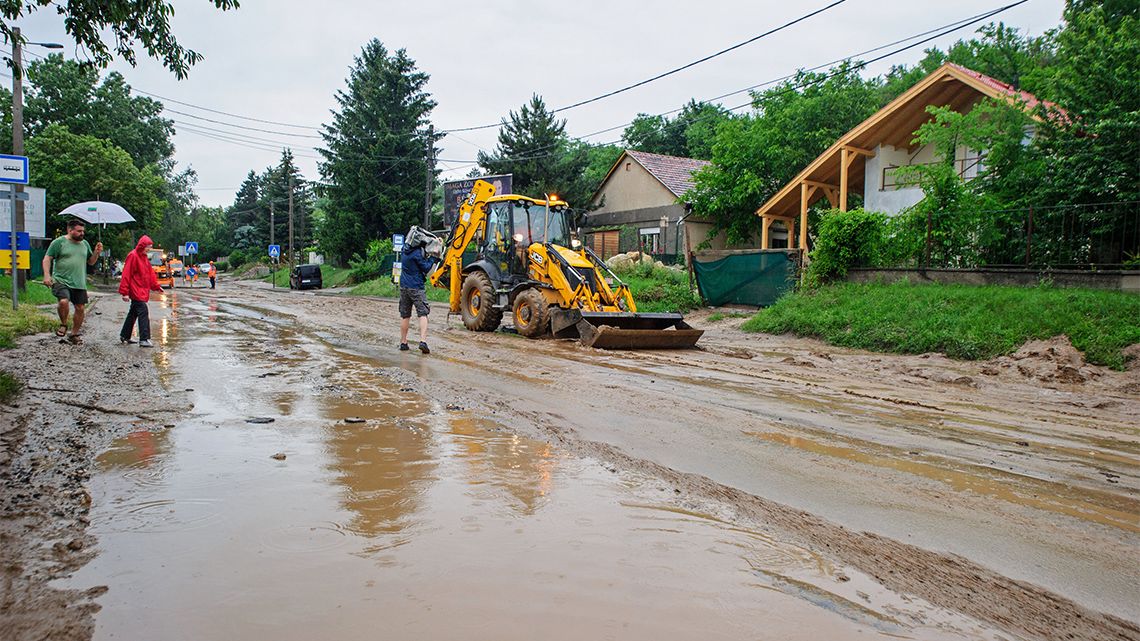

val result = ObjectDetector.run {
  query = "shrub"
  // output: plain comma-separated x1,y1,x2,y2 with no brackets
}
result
806,208,886,285
349,238,395,283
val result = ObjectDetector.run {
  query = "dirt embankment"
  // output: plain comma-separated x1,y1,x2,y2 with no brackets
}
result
0,294,188,641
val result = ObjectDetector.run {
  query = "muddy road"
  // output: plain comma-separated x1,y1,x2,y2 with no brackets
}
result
3,281,1138,640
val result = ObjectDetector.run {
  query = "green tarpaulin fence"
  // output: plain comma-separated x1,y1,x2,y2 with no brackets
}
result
693,250,797,307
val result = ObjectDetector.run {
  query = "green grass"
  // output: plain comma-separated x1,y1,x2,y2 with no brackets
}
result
0,303,57,348
707,311,752,322
616,265,702,314
264,264,354,289
349,277,450,302
742,281,1140,369
0,276,58,305
0,370,22,403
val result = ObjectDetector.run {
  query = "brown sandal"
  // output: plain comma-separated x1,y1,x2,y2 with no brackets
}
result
66,334,82,345
55,325,67,337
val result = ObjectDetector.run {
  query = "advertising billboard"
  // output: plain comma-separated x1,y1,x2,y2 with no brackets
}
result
0,185,47,238
442,174,511,228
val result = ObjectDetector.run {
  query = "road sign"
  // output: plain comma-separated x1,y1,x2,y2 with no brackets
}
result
393,234,405,253
185,241,199,254
0,231,30,269
178,244,187,256
186,266,198,278
268,244,281,259
0,154,29,185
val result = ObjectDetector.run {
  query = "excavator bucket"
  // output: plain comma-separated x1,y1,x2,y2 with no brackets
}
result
550,310,704,350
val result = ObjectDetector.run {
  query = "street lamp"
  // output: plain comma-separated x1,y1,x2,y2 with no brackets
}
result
8,28,62,308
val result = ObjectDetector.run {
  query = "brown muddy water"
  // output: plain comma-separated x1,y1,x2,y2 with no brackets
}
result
59,293,1007,640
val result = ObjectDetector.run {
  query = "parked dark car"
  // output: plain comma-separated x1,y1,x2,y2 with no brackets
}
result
289,264,323,290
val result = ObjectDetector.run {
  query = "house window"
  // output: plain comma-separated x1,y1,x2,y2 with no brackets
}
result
638,227,661,254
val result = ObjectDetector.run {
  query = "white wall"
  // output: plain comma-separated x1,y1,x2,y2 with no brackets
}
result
863,144,924,214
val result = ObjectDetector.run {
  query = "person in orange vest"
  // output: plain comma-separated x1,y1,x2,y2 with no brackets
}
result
208,261,217,289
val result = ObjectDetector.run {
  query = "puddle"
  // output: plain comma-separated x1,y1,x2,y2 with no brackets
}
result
63,295,1008,641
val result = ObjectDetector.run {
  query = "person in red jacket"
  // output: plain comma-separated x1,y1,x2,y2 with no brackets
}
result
118,235,163,347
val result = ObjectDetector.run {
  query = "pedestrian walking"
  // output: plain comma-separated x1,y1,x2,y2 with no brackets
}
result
118,235,163,348
398,240,440,354
42,219,102,345
208,261,217,289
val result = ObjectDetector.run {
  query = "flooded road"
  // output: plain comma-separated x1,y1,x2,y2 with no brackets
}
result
63,292,1011,641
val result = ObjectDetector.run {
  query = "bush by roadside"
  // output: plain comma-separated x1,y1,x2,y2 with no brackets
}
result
742,281,1140,370
614,262,702,313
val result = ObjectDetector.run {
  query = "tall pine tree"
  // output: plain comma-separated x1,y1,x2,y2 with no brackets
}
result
478,95,589,205
318,40,437,263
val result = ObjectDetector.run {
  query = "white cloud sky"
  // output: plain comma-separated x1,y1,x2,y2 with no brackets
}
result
12,0,1063,207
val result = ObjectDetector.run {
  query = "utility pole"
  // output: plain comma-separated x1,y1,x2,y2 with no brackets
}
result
269,202,275,247
11,28,25,291
287,174,294,267
423,124,434,229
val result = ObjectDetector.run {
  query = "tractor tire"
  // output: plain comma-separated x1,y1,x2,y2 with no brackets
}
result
513,288,550,338
460,271,502,332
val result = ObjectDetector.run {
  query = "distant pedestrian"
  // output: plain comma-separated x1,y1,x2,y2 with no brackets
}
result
42,219,101,345
118,235,163,348
398,241,440,354
208,261,217,289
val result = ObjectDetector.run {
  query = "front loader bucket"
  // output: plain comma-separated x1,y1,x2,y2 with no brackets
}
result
550,310,703,350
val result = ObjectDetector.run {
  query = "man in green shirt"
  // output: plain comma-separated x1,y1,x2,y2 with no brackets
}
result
42,219,102,344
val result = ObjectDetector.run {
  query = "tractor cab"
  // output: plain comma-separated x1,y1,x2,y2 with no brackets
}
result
479,196,576,283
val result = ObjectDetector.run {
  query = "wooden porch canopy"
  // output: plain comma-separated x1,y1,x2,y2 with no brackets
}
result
755,63,1058,250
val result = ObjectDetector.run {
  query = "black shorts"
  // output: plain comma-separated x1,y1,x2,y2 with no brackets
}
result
399,288,429,318
51,282,88,305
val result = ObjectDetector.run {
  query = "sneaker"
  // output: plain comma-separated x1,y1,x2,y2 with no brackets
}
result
419,341,430,354
399,343,410,351
120,337,137,344
139,339,154,348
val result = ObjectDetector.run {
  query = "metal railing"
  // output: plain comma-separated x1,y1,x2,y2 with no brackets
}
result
886,201,1140,270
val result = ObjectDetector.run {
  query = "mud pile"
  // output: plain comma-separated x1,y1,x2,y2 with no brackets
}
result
982,335,1106,385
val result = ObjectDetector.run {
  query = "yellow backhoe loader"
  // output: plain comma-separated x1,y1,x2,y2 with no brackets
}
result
428,179,702,349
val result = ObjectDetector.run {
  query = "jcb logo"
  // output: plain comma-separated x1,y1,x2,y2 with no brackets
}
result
529,251,545,265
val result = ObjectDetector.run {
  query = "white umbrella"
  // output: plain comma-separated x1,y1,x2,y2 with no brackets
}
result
58,201,136,225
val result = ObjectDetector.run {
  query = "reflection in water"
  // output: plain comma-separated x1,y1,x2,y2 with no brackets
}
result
97,427,171,473
450,417,556,515
327,411,435,538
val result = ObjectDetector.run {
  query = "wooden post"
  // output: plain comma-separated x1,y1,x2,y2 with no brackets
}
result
839,147,849,212
799,182,809,251
761,217,771,249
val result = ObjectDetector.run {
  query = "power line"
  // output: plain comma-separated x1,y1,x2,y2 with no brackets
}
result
440,0,848,133
568,3,1022,145
164,107,324,139
441,0,1030,169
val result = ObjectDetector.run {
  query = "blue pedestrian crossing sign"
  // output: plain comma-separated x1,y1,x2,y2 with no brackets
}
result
268,244,281,259
185,241,199,254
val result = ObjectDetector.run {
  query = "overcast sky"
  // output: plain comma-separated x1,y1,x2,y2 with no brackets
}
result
14,0,1064,207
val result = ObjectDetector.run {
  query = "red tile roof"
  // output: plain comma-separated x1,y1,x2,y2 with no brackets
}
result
626,150,711,198
947,63,1061,113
